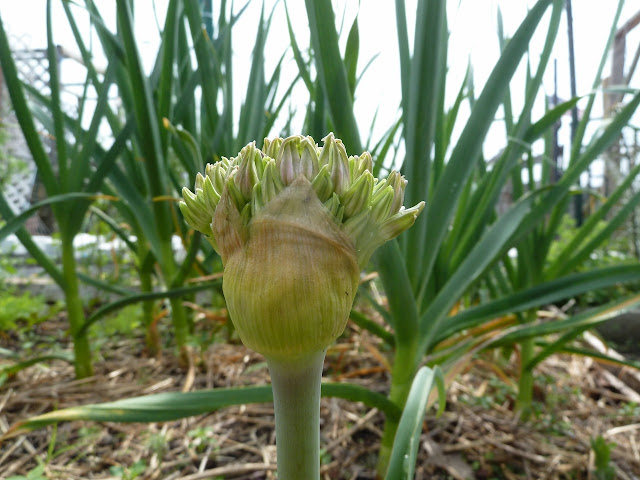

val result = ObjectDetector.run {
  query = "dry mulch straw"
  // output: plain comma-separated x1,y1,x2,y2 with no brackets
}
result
1,319,640,479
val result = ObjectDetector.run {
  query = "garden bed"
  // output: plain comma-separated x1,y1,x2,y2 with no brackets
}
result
1,316,639,479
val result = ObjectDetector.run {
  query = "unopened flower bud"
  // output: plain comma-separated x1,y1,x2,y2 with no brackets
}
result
180,134,424,360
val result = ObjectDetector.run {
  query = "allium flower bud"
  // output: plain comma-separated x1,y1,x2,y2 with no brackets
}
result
180,134,424,360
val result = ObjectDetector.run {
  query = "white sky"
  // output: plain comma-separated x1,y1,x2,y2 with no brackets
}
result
1,0,639,180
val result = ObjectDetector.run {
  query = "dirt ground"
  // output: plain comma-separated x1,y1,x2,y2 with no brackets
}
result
1,317,640,479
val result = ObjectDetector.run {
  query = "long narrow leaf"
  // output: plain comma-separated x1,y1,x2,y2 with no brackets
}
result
79,280,223,335
487,292,640,348
384,366,443,480
374,240,419,347
0,195,63,287
0,13,57,195
402,0,447,287
305,0,362,152
435,264,640,345
415,0,557,298
419,194,535,355
46,0,69,194
514,89,640,248
546,161,640,277
2,382,401,440
0,193,99,242
116,0,173,244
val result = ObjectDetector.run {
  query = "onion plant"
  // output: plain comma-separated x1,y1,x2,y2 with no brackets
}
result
2,135,443,480
301,0,640,474
472,0,640,419
25,0,294,358
0,1,131,378
102,0,298,357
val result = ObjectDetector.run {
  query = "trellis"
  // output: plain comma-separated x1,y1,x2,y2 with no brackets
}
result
1,39,58,233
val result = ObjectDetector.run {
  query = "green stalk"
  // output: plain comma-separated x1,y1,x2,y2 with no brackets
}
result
61,234,93,379
169,296,190,353
515,310,537,419
516,337,535,420
376,337,418,477
139,263,158,356
266,350,325,480
157,238,191,356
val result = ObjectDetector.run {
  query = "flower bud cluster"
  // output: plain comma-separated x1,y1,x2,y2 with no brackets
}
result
180,133,424,267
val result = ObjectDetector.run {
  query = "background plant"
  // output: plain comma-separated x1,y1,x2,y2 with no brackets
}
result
0,0,292,372
0,0,132,378
300,0,640,473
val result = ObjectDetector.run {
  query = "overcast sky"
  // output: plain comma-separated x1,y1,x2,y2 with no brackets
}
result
1,0,639,173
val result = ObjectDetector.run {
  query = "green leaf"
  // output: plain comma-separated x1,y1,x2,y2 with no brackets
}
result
116,0,173,245
546,160,640,278
414,0,557,295
523,96,583,143
0,195,63,287
570,0,625,161
516,88,640,248
87,204,137,252
419,194,535,355
77,272,135,297
344,16,359,96
305,0,362,152
1,353,75,378
435,264,640,345
79,280,223,336
237,5,268,146
285,3,313,92
384,366,444,480
559,345,640,371
487,292,640,349
156,0,179,152
0,193,98,242
374,240,419,349
46,0,69,195
2,382,401,440
349,309,395,347
0,12,57,196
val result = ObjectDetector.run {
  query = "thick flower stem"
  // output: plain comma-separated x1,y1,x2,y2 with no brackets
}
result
267,350,326,480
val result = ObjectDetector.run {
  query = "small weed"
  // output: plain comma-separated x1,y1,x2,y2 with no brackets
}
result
109,459,146,480
147,432,168,460
6,464,48,480
320,448,333,465
90,303,142,340
0,290,49,331
619,401,640,417
591,435,616,480
187,426,218,454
